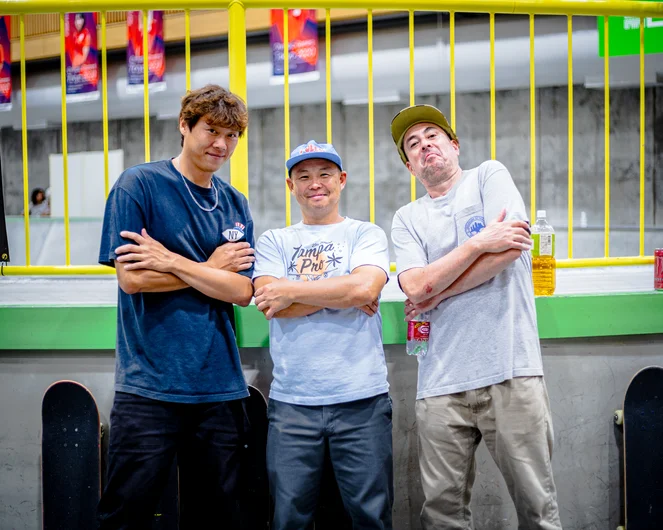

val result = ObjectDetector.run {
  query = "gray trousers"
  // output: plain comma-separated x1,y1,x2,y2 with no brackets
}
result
416,376,562,530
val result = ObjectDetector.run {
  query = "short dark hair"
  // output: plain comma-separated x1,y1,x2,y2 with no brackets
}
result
179,84,248,146
31,188,45,204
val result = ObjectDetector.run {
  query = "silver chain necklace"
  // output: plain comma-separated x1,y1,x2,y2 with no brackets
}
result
174,160,219,212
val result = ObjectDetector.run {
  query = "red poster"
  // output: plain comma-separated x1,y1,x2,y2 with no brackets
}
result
270,9,319,84
0,16,10,111
126,11,166,92
65,13,100,102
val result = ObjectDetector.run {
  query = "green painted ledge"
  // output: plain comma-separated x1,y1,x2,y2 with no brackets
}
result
1,292,662,350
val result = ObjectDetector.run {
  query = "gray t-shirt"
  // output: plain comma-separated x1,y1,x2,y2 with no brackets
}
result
392,160,543,399
253,217,390,406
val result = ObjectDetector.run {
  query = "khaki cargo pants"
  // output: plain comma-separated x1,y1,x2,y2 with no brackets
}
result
415,376,562,530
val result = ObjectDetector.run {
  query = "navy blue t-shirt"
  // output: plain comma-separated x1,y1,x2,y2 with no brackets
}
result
99,159,253,403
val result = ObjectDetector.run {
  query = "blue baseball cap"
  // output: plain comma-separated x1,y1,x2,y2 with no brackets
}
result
286,140,343,174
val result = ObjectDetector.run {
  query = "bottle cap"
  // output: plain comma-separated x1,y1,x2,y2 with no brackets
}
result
536,210,546,218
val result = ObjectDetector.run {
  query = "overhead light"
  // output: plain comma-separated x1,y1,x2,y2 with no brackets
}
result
66,91,100,104
269,71,321,86
125,81,168,95
342,93,402,106
117,77,168,99
13,120,48,131
583,76,644,89
157,112,179,120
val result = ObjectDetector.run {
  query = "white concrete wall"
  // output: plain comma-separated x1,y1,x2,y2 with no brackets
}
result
1,337,661,529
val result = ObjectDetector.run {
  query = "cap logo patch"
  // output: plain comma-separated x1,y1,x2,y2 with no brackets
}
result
299,144,327,154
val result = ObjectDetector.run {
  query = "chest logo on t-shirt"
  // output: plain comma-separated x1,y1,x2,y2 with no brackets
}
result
287,241,344,281
465,216,486,238
222,222,245,242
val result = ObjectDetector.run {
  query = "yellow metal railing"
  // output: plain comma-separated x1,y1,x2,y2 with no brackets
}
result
283,8,291,226
19,15,30,268
567,14,573,259
603,15,610,258
529,23,536,220
58,12,70,266
3,0,662,276
409,9,415,202
325,8,332,144
101,12,110,199
639,18,645,259
368,10,375,224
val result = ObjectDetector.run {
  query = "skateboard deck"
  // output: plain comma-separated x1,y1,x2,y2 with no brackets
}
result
615,365,663,530
42,380,102,530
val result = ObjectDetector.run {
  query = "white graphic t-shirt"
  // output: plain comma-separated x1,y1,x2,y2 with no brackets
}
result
392,160,543,400
253,217,390,406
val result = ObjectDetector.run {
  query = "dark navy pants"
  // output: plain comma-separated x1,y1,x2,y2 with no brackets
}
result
97,391,252,530
267,393,394,530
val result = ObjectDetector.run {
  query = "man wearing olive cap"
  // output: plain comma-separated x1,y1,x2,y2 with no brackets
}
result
390,105,562,529
252,140,393,529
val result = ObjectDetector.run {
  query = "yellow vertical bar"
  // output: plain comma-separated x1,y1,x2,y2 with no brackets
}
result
408,10,414,108
283,8,291,226
19,15,30,266
368,10,375,225
639,17,645,257
529,14,536,223
143,10,150,163
409,9,415,203
101,12,109,199
325,8,332,144
60,13,70,266
604,16,610,258
185,9,191,92
489,13,495,159
228,1,248,198
449,11,455,131
567,15,574,259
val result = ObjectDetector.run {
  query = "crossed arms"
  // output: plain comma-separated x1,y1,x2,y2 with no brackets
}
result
111,228,387,317
397,209,532,319
113,229,255,306
112,212,527,316
253,266,387,320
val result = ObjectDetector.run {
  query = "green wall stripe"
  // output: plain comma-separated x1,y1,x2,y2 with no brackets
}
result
535,292,663,338
0,306,117,350
1,292,662,350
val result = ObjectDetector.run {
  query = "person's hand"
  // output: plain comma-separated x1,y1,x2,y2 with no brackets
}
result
404,295,443,321
358,299,379,317
115,229,176,272
473,208,532,253
254,279,294,319
207,242,255,272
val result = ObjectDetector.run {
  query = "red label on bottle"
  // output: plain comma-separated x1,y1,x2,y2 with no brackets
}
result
655,249,663,290
407,320,430,341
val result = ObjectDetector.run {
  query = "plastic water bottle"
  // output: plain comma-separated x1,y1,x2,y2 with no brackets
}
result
531,210,556,296
406,312,430,357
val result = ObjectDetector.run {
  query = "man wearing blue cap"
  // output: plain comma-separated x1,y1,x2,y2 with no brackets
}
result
252,140,393,529
389,105,562,530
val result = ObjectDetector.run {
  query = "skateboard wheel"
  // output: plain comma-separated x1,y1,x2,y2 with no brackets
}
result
617,526,625,530
614,410,623,425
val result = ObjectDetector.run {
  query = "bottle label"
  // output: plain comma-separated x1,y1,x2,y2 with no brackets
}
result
407,320,430,342
532,233,555,257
